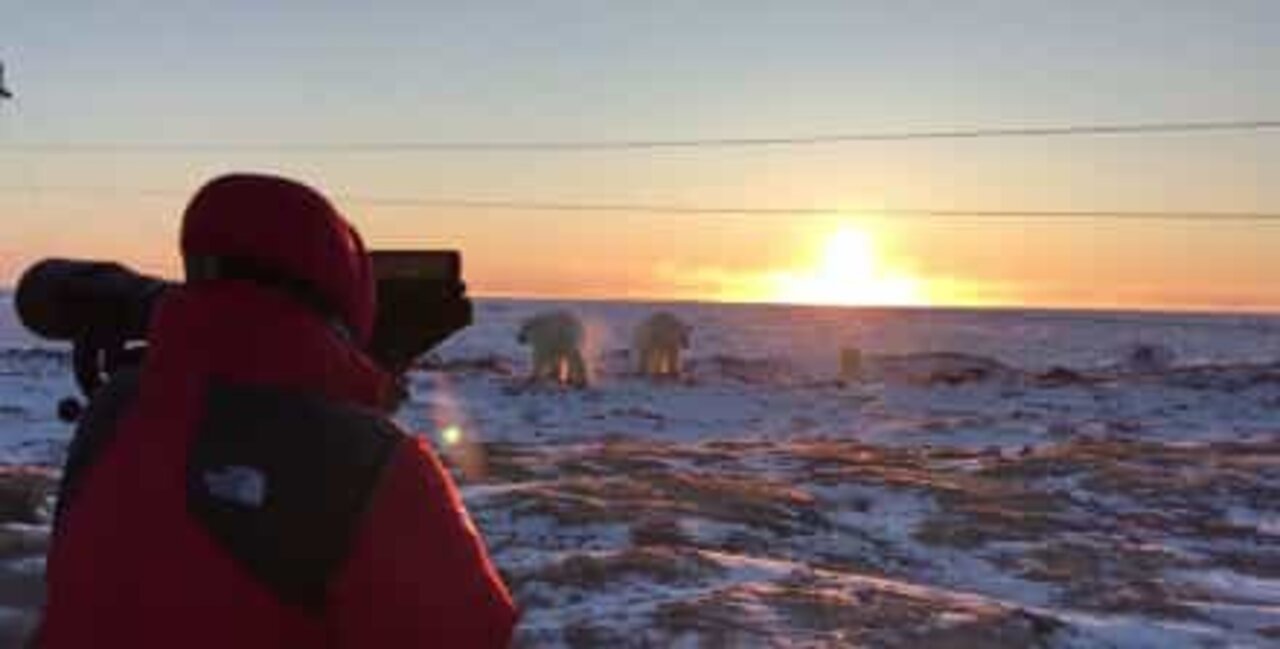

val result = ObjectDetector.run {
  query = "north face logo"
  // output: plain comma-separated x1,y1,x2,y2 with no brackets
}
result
203,465,268,508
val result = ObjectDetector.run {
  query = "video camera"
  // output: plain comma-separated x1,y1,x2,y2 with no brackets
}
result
14,251,471,418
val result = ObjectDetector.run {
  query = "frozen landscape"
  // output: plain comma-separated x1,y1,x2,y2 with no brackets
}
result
1,296,1279,647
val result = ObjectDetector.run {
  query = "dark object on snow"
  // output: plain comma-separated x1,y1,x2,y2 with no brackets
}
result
1034,366,1097,388
865,352,1014,386
839,347,863,382
1120,343,1175,374
0,62,12,100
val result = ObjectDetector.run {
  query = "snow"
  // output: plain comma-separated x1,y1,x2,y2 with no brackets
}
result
1228,507,1280,538
1182,570,1280,606
3,298,1280,646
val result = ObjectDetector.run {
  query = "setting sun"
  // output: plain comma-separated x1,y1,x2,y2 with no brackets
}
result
772,224,926,307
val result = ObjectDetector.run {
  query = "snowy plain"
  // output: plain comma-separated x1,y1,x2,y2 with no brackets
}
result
1,295,1279,647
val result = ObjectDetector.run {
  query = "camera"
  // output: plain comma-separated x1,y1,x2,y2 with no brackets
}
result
14,250,472,414
367,250,472,373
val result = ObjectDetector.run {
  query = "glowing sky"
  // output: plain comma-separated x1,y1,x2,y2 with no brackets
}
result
2,2,1278,311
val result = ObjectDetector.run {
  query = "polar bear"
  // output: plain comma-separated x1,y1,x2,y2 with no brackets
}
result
516,310,589,387
633,311,691,378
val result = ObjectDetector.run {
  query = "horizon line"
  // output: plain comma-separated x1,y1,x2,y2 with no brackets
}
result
5,285,1271,320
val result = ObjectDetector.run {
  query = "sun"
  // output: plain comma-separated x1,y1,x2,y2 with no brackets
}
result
772,224,925,307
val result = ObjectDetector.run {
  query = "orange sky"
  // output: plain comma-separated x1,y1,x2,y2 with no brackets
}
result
5,188,1277,313
2,4,1278,312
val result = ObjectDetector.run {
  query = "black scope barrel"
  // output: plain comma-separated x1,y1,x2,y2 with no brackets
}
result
15,259,172,343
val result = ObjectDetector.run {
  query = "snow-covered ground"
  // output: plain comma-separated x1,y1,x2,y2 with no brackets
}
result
1,297,1279,647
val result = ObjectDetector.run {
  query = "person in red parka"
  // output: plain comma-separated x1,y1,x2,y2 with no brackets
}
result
36,173,517,648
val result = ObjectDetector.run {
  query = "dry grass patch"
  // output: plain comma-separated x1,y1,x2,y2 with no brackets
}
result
655,581,1061,649
529,546,724,590
1015,541,1205,619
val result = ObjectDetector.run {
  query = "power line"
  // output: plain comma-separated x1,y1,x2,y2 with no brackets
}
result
2,118,1278,153
3,184,1280,222
328,198,1280,221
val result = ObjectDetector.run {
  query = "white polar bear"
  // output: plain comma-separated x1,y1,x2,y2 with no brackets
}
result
633,311,691,378
517,310,589,387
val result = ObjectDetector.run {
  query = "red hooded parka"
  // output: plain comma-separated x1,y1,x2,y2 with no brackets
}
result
38,174,516,648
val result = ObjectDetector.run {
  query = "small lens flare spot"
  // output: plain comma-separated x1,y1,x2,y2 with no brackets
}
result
441,425,463,447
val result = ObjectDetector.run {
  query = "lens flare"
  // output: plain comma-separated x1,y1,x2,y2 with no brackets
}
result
441,425,463,447
424,372,488,481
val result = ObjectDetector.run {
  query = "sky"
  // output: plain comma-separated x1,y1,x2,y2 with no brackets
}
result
1,1,1278,311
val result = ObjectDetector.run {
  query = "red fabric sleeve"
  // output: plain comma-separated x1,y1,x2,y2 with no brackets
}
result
328,438,517,648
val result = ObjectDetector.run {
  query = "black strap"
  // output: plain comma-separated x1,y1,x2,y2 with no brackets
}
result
185,255,351,340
